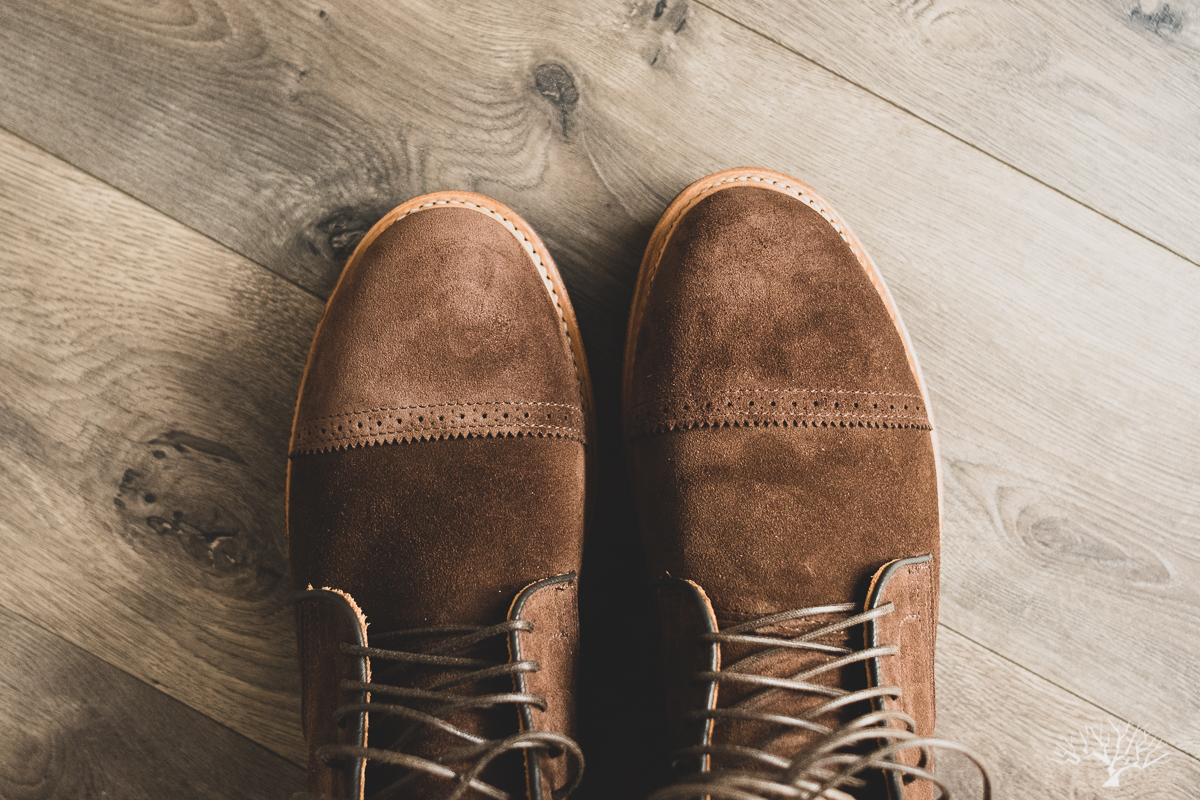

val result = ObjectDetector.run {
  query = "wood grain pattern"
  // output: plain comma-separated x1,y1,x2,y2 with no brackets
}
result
0,0,1197,793
0,605,304,799
935,628,1200,798
705,0,1200,264
0,126,316,763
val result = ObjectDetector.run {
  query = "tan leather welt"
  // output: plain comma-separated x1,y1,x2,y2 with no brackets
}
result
628,388,930,438
291,400,586,454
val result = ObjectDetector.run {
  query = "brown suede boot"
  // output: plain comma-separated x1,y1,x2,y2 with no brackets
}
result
623,169,989,799
287,192,593,800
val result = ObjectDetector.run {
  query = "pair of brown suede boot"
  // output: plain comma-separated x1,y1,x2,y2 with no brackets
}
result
286,168,989,800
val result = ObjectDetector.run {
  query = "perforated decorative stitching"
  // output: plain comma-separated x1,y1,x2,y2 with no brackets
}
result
291,400,586,454
628,388,930,438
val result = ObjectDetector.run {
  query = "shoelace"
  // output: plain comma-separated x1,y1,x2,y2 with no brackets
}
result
649,603,992,800
295,619,584,800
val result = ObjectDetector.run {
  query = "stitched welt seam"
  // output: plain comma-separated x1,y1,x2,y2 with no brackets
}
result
642,173,851,300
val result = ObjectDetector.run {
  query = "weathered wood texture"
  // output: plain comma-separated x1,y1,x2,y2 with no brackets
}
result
0,0,1197,794
0,605,304,799
1,0,1196,761
0,127,316,763
706,0,1200,264
935,628,1200,799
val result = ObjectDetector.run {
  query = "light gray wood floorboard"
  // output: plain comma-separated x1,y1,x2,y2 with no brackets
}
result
0,0,1196,790
0,126,316,764
936,627,1200,799
0,123,1081,798
0,604,304,799
704,0,1200,265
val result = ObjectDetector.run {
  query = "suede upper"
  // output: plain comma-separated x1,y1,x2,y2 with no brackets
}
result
289,436,585,630
626,184,928,439
291,206,585,453
287,201,589,799
624,177,941,781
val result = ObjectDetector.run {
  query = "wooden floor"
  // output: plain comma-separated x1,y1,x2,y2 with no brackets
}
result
0,0,1196,797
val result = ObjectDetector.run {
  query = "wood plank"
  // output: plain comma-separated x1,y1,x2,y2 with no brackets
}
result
935,627,1200,798
0,135,1193,800
704,0,1200,264
0,127,316,763
0,0,1197,777
0,604,304,799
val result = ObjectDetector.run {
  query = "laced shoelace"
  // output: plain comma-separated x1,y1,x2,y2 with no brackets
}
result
649,602,991,800
294,617,584,800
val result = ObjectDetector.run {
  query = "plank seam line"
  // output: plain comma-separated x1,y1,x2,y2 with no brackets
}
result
938,621,1200,762
0,600,308,769
691,0,1200,271
0,123,326,303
